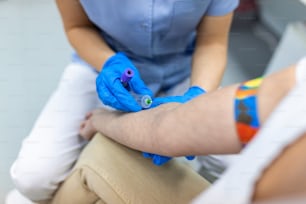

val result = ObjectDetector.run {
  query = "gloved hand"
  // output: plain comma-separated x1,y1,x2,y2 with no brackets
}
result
143,86,206,166
143,152,195,166
151,86,205,108
96,52,153,112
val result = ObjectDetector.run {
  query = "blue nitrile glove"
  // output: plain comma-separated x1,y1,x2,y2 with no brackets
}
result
142,152,172,166
151,86,205,108
143,86,206,166
96,52,153,112
143,152,195,166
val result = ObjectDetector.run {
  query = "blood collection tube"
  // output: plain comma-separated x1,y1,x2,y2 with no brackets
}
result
121,68,153,109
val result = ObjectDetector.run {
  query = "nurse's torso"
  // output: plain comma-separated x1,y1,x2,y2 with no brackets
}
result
79,0,212,92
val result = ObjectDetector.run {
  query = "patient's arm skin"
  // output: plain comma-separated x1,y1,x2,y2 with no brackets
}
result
253,132,306,201
80,65,296,156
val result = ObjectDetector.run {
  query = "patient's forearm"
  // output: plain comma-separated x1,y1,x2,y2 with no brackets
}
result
93,66,296,156
155,66,295,156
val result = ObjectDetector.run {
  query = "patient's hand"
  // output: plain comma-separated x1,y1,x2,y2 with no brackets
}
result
79,108,122,140
79,112,97,140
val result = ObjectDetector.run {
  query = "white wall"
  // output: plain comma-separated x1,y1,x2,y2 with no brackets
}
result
265,22,306,75
258,0,306,37
0,0,71,202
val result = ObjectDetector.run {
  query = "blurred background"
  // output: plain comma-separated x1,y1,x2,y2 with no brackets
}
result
0,0,306,202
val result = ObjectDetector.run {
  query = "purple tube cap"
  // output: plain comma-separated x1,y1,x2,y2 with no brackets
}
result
121,68,134,83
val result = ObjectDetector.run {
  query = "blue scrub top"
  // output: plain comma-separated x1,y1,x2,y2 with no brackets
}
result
74,0,239,93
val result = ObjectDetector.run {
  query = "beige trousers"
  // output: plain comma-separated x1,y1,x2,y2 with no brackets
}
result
50,134,210,204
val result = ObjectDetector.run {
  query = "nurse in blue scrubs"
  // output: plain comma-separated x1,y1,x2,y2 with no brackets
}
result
8,0,239,203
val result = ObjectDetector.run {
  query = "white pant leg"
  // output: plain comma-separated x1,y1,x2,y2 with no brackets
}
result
10,63,100,202
5,189,34,204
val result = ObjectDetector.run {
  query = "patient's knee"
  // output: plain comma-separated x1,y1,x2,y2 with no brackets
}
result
10,160,69,202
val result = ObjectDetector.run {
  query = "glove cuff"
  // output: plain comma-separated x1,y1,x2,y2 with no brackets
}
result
189,86,206,94
102,52,129,69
